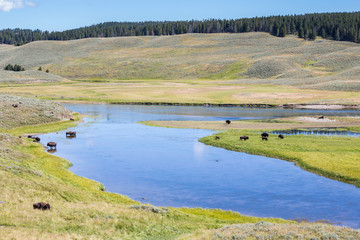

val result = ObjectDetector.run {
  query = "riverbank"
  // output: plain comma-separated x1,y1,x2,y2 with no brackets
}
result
199,130,360,187
0,96,292,239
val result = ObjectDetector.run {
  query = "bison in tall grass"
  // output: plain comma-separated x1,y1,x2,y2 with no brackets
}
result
33,202,50,210
240,135,249,141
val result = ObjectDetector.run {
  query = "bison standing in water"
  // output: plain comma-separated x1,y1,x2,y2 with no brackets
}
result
47,142,57,148
240,135,249,141
66,131,76,137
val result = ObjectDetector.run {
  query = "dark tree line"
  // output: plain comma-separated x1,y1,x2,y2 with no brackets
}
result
1,12,360,46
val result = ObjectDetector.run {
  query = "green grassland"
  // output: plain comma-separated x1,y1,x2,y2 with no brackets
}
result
200,130,360,187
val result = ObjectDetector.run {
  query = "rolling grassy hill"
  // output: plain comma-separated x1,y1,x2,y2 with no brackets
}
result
0,33,359,92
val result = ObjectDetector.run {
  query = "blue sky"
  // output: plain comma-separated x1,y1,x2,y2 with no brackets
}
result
0,0,359,31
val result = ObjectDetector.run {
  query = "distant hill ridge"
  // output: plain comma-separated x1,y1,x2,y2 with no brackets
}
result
1,11,360,45
0,32,359,92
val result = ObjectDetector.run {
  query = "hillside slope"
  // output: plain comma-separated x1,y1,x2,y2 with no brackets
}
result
0,33,359,91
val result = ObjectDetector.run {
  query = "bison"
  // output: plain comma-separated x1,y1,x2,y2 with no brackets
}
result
47,142,57,148
261,132,269,138
262,136,268,141
11,104,18,108
70,117,75,121
215,136,220,140
318,116,324,119
33,137,40,142
33,202,50,210
225,120,231,124
240,135,249,141
278,134,284,139
66,131,76,137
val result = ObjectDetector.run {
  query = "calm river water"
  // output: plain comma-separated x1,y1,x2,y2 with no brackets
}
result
41,104,360,228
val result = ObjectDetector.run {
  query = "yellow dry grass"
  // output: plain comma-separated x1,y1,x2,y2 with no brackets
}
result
1,80,360,105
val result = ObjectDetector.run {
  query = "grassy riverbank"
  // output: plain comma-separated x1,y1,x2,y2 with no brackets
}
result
200,130,360,187
0,97,292,239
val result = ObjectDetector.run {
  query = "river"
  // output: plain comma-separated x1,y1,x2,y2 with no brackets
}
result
40,104,360,228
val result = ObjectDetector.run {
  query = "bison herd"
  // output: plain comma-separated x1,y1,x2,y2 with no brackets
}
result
25,129,77,151
239,132,284,141
215,132,284,141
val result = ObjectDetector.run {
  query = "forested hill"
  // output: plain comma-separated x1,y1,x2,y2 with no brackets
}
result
1,11,360,46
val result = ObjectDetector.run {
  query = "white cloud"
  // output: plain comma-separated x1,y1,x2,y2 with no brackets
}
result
0,0,35,12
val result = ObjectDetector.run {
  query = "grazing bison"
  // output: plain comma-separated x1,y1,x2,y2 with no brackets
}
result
27,135,33,139
33,202,50,210
319,116,324,119
278,134,284,139
261,132,269,138
33,137,40,142
47,142,57,148
225,120,231,124
262,136,268,141
215,136,220,140
66,131,76,137
240,135,249,141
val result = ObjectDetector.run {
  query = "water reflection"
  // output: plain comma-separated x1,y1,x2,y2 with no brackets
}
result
47,148,57,154
40,104,360,228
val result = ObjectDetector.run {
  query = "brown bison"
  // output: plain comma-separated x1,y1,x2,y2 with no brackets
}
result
66,131,76,137
318,116,324,119
215,136,220,140
278,134,284,139
70,117,75,121
240,135,249,141
33,137,40,142
47,142,57,148
225,120,231,124
11,104,18,108
261,132,269,138
262,136,268,141
33,202,50,210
